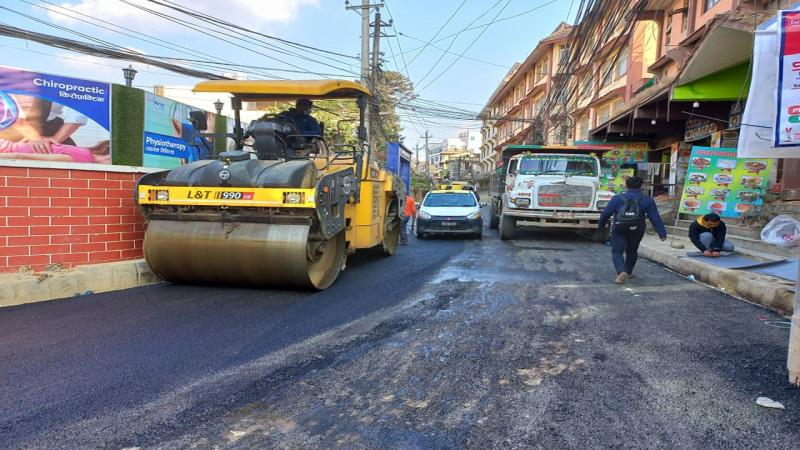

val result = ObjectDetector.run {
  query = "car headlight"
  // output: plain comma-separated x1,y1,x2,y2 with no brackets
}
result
514,197,531,207
596,200,609,209
467,211,481,219
419,211,431,219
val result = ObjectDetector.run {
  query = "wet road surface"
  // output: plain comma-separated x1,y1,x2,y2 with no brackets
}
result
1,227,798,448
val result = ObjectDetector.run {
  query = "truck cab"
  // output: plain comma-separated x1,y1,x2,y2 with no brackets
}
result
489,145,615,241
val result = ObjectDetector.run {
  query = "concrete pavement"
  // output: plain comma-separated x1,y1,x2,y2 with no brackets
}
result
1,232,796,312
638,233,796,313
0,259,162,308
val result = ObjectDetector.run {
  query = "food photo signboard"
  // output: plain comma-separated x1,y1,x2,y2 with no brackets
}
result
601,168,634,193
678,147,773,218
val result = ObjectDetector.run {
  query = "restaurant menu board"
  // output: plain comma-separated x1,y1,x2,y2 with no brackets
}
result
601,168,634,193
678,147,773,218
599,141,649,165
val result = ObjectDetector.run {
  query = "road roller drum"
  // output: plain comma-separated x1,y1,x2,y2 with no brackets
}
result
143,220,345,290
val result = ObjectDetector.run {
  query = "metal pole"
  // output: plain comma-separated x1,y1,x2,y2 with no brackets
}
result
789,251,800,385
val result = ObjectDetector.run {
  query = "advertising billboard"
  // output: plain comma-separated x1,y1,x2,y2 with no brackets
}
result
678,147,773,218
143,92,215,169
0,66,111,164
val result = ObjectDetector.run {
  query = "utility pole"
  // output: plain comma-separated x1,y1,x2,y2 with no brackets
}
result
346,1,385,155
422,130,432,168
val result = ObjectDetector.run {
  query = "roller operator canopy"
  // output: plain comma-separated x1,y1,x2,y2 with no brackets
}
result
193,79,373,102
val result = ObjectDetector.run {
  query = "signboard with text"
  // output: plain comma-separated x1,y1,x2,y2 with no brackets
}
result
143,92,214,168
0,66,111,164
678,147,773,218
775,10,800,146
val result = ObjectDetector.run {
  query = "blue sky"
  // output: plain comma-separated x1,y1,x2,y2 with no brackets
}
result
0,0,575,151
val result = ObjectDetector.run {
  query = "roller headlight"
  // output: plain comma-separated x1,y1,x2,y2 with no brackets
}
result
284,192,304,204
156,190,169,201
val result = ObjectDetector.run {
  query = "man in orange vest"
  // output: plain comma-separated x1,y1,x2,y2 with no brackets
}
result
400,195,416,245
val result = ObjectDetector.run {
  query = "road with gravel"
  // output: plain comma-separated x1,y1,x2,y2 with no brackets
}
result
1,226,798,449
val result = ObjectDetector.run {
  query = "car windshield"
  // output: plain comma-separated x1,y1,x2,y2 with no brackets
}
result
423,193,476,207
519,156,597,176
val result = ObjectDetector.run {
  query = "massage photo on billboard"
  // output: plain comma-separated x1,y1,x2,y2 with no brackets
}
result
143,92,215,169
0,66,111,164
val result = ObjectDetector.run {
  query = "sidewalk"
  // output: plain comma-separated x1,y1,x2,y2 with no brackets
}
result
638,233,797,313
0,259,162,308
1,234,797,313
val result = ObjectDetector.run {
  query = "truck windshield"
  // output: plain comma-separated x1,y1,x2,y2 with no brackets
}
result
518,156,597,176
423,193,476,207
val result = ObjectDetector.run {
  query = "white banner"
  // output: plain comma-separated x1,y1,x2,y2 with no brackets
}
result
738,28,800,157
775,11,800,147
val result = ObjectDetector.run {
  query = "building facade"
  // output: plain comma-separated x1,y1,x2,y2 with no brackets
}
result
478,0,785,197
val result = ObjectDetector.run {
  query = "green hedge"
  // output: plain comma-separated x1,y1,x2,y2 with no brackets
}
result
110,84,145,166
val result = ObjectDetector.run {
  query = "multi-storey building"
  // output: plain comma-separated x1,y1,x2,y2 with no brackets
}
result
479,0,784,195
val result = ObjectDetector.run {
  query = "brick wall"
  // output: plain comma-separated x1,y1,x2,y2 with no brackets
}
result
0,163,151,273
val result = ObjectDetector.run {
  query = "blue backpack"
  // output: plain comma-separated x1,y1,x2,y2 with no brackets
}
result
614,194,643,233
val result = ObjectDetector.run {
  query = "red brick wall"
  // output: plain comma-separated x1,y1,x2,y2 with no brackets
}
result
0,165,148,273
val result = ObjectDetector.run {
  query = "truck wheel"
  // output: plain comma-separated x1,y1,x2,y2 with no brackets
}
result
499,215,516,240
489,202,499,229
592,227,610,243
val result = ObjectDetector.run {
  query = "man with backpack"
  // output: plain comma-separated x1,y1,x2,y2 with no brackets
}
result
598,176,668,284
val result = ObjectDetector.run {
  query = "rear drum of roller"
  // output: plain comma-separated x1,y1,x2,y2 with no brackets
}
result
143,220,345,290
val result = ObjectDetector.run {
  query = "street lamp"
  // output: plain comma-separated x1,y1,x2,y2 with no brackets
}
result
214,99,224,115
122,65,137,87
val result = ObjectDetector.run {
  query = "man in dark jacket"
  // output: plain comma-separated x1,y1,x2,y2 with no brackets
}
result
277,98,322,136
688,213,734,257
598,176,667,284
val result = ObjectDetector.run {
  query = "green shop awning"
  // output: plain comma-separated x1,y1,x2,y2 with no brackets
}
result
672,62,750,101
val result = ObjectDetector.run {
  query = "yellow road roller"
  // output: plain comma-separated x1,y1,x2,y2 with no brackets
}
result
134,79,405,290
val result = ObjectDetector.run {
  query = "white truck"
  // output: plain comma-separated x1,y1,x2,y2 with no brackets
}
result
488,145,616,242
